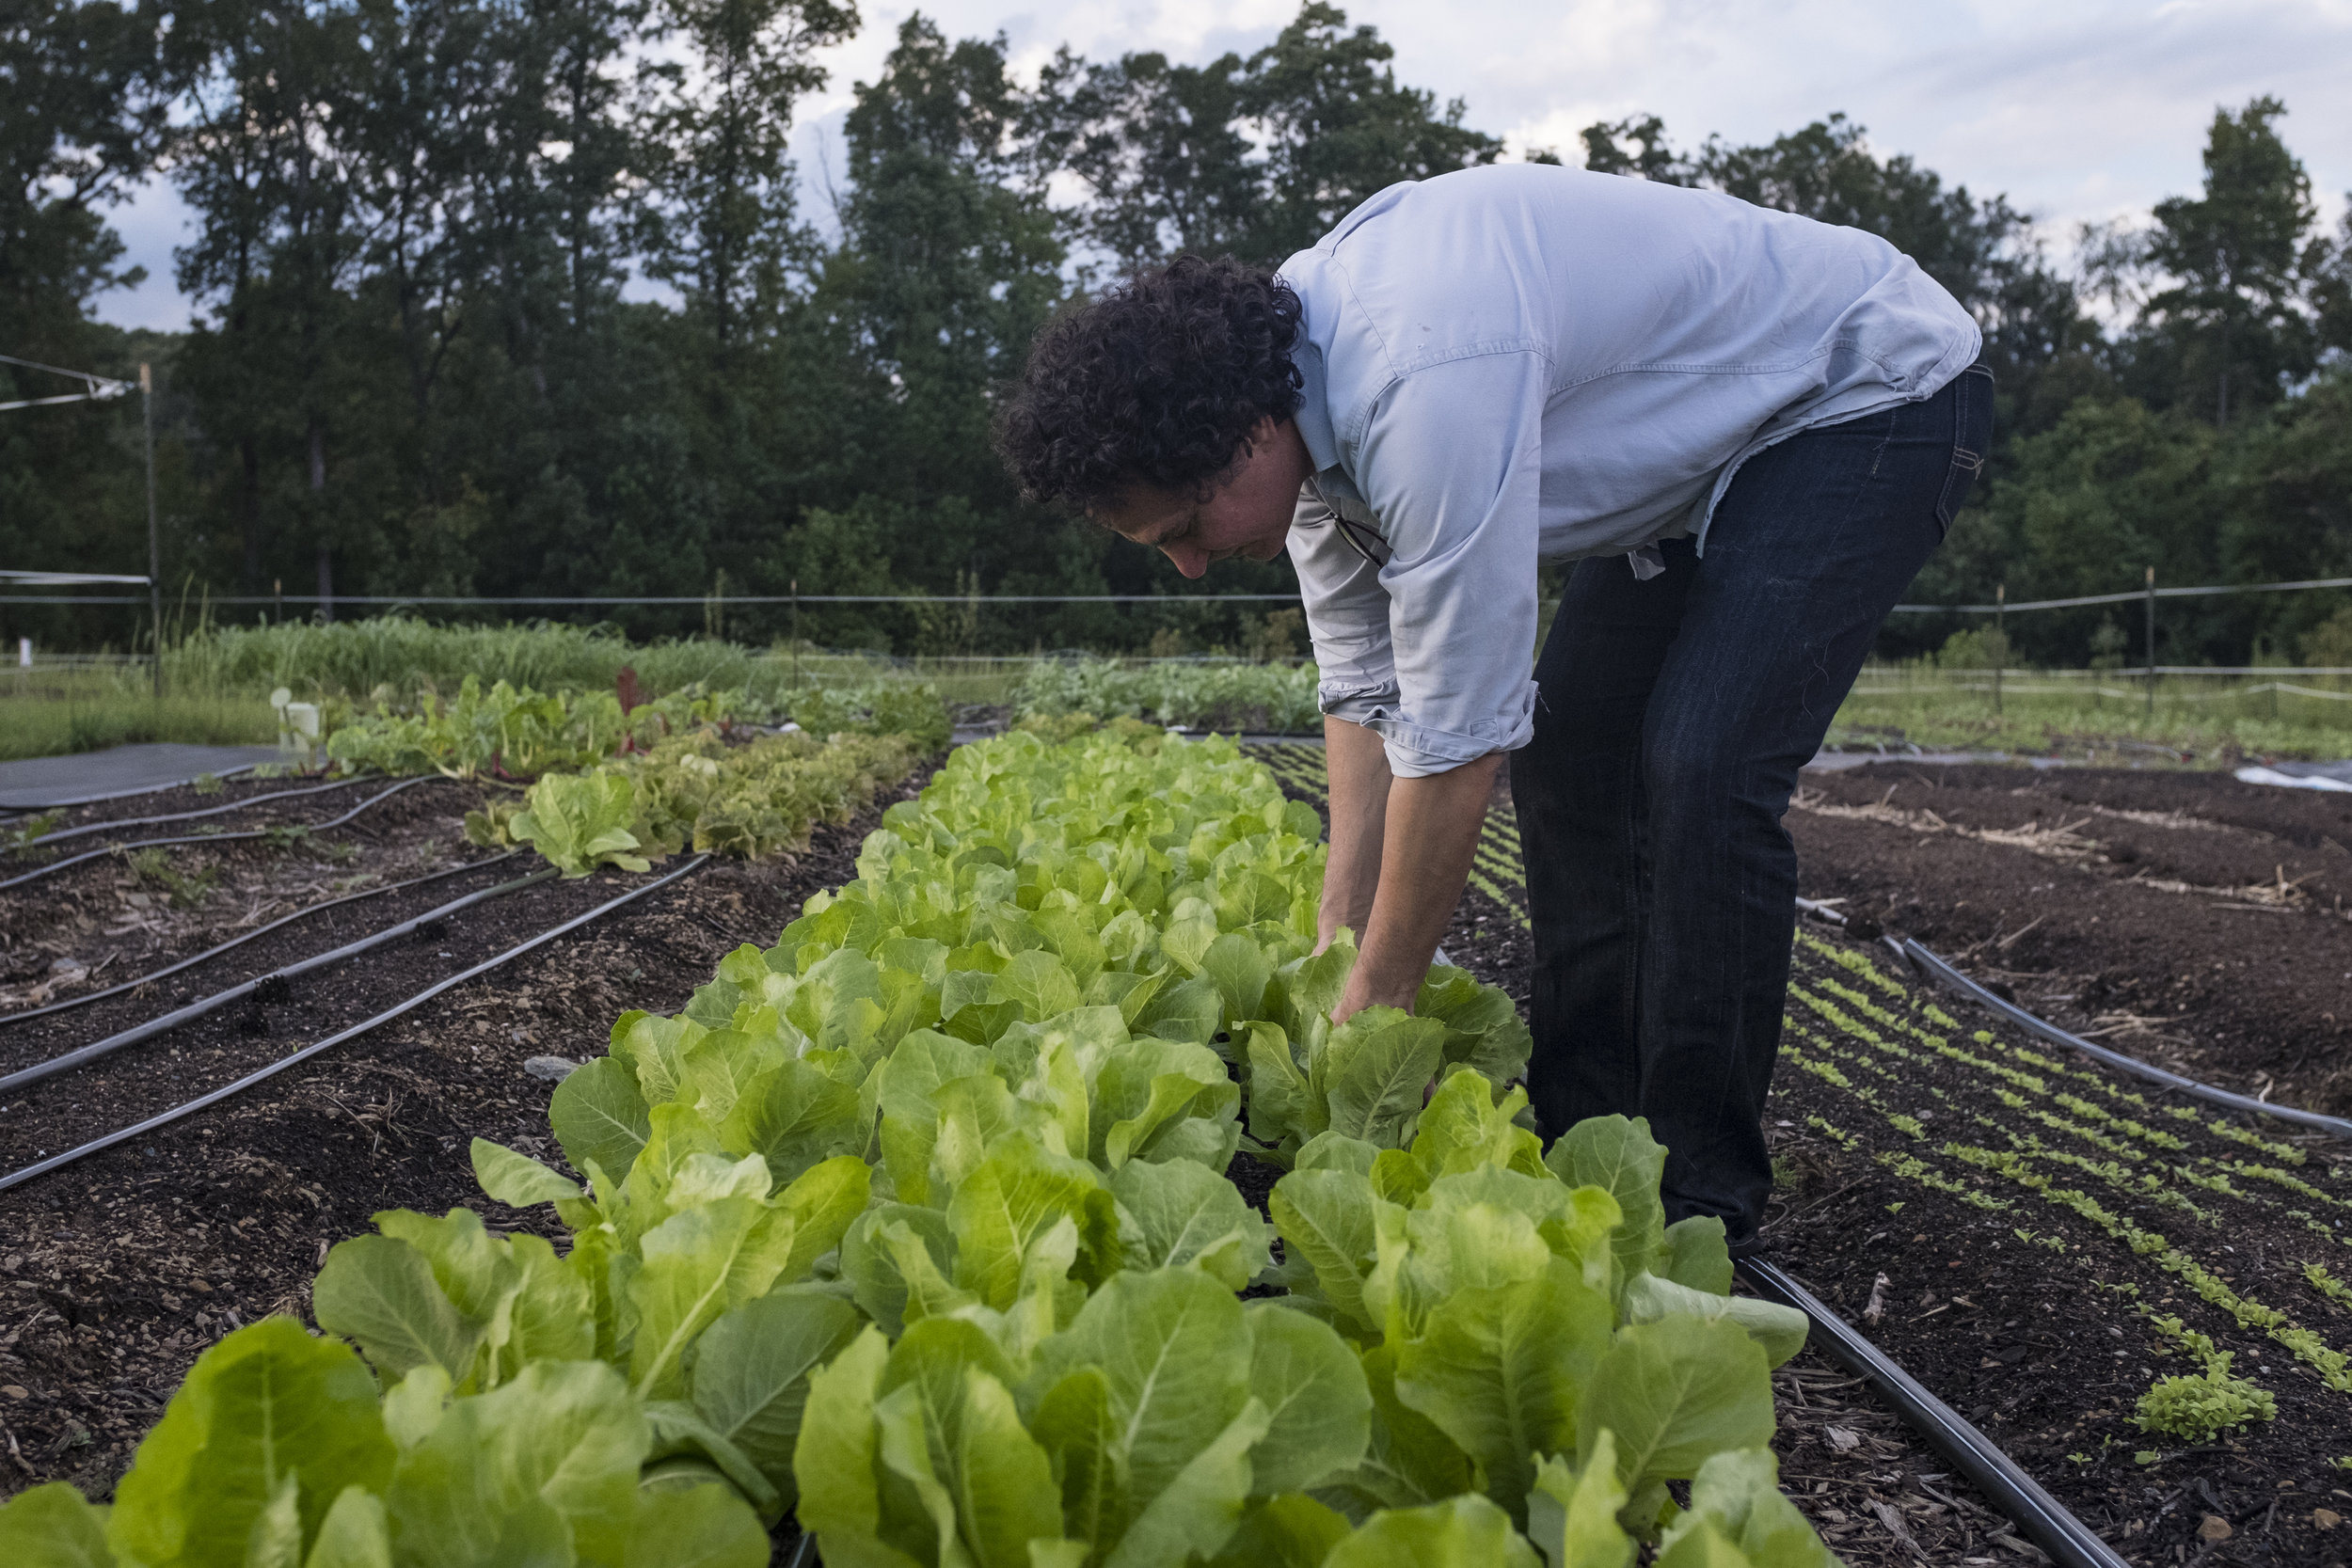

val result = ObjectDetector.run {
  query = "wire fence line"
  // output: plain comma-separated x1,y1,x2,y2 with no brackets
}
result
0,592,1323,607
0,570,152,586
1862,665,2352,679
8,570,2352,614
1852,678,2352,704
1886,575,2352,615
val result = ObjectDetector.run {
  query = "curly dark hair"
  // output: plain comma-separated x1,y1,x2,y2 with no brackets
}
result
995,255,1304,513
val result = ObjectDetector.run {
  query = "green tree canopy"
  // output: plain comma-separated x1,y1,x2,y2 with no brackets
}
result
8,5,2352,673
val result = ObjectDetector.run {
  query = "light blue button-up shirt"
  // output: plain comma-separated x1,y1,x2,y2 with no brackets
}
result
1283,163,1982,777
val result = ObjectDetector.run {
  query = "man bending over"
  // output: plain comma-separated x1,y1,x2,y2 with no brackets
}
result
995,162,1988,1253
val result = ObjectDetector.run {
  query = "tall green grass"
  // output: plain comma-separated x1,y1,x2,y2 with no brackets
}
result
163,617,775,702
1831,664,2352,761
0,691,275,763
151,620,1059,708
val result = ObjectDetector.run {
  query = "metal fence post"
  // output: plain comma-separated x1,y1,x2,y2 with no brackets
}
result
142,363,162,701
2143,566,2156,723
1994,582,2005,716
791,578,801,687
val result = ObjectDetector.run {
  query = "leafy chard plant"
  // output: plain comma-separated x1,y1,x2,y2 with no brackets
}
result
487,731,916,876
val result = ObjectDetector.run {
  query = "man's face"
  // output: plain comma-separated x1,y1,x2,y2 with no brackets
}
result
1096,417,1304,580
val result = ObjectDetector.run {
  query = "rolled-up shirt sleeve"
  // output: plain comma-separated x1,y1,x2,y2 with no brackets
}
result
1332,350,1547,778
1287,483,1398,727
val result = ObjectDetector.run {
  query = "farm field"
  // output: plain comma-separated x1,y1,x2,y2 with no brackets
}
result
1256,742,2352,1568
0,723,1870,1568
9,723,2352,1565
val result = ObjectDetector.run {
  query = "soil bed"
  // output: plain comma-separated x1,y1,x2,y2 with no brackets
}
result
1768,762,2352,1564
1788,762,2352,1117
0,762,937,1563
1745,925,2352,1568
0,774,505,1015
2,769,388,834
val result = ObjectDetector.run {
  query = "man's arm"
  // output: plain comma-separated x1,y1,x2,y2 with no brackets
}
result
1328,730,1501,1023
1318,715,1392,950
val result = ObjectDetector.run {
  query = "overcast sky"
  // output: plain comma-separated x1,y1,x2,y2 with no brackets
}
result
90,0,2352,331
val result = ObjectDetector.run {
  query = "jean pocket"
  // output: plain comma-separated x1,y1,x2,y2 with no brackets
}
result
1932,367,1995,534
1933,448,1985,533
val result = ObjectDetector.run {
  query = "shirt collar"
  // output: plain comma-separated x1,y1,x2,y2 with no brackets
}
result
1290,337,1341,476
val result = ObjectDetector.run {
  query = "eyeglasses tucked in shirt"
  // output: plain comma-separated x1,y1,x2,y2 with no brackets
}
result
1332,512,1392,568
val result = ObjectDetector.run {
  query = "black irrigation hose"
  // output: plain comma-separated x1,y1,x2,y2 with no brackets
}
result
5,773,385,854
1898,938,2352,1140
0,863,560,1095
1738,1258,2133,1568
0,777,431,894
0,849,526,1030
0,854,712,1194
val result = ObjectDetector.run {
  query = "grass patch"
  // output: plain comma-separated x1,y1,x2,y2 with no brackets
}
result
1833,664,2352,761
0,692,275,762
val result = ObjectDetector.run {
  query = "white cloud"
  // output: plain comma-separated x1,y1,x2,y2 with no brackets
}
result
91,0,2352,328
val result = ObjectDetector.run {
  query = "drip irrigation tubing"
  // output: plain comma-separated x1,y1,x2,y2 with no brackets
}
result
0,854,711,1194
1896,938,2352,1140
5,773,385,853
0,777,430,894
0,863,559,1095
1737,1258,2133,1568
0,849,526,1029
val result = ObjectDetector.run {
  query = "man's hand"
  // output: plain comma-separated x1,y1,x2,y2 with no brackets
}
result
1320,719,1501,1024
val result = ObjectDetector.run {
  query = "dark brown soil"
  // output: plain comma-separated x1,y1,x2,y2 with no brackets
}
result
1,775,507,1014
0,765,935,1532
1789,763,2352,1116
0,769,393,838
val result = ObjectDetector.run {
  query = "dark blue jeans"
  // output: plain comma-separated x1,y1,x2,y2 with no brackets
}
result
1509,366,1993,1242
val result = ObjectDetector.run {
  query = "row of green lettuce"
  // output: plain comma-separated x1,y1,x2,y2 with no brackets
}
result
1013,658,1322,736
323,675,950,781
464,730,919,877
316,674,956,877
0,727,1839,1568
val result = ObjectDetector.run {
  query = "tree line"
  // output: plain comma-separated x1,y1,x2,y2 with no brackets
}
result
5,0,2350,664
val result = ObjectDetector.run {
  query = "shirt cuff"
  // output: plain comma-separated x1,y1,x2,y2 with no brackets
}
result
1318,679,1399,728
1355,680,1537,779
